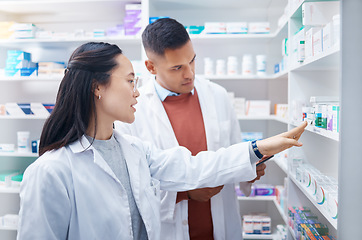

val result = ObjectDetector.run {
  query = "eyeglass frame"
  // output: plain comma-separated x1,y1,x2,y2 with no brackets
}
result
132,76,139,93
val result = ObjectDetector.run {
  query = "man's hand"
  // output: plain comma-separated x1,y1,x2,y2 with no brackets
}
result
256,121,307,156
248,162,266,183
187,186,224,202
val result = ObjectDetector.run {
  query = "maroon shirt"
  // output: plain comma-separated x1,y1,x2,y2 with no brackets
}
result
162,89,214,240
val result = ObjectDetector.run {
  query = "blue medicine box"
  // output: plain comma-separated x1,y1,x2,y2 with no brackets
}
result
6,59,30,69
5,68,38,77
7,50,31,61
18,103,33,115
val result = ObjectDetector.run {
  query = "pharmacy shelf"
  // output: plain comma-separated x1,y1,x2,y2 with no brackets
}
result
199,72,288,80
0,226,17,231
0,0,138,14
271,158,288,175
0,36,141,48
290,121,339,141
238,115,289,125
0,115,48,120
0,152,38,157
238,196,276,201
0,75,62,82
0,186,20,194
242,233,275,239
273,199,288,225
238,196,288,225
274,16,288,38
190,34,274,39
273,70,288,80
289,175,337,229
289,0,306,19
290,46,340,71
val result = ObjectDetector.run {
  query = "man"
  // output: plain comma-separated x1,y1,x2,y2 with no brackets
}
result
116,18,267,240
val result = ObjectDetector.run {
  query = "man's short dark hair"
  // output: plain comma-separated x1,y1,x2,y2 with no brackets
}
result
142,18,190,56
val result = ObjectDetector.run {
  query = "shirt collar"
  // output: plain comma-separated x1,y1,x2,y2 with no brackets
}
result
153,78,195,102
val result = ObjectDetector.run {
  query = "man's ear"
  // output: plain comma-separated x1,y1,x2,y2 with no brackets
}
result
145,60,157,75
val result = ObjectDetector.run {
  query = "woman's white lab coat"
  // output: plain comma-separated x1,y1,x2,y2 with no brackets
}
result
17,130,256,240
115,77,254,240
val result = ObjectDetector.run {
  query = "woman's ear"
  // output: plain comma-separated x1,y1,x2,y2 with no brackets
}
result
92,81,102,99
145,60,157,75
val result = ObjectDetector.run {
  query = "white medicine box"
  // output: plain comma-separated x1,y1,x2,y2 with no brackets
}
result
246,100,270,116
302,2,340,26
323,22,333,51
313,29,323,56
305,27,321,59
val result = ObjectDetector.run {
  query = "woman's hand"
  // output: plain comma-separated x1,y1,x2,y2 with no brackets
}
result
256,121,307,156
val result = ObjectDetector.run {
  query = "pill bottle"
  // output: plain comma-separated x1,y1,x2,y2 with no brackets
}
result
17,131,30,152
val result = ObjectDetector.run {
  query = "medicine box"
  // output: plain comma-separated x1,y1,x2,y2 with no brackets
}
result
1,214,19,229
38,62,65,70
246,100,271,116
0,144,15,152
305,28,321,59
241,132,263,142
5,103,25,116
188,26,205,34
302,2,340,26
43,103,55,113
125,3,142,17
9,23,36,31
11,174,23,187
275,104,288,119
30,103,51,116
248,22,270,34
255,184,275,196
18,103,33,115
233,97,246,116
5,68,37,77
323,22,333,52
6,59,29,69
313,29,323,56
0,171,20,187
226,22,248,34
204,22,227,34
7,50,31,61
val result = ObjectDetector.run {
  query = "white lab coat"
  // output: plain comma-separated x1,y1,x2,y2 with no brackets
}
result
115,77,253,240
17,130,256,240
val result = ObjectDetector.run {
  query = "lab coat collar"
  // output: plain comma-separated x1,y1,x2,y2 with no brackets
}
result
68,133,140,191
68,135,93,153
153,77,195,102
142,79,179,142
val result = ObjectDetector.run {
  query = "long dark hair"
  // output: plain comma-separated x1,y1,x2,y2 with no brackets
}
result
39,42,123,156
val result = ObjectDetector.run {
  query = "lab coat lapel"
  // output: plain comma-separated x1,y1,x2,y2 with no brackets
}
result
143,80,178,147
195,78,220,151
113,132,141,202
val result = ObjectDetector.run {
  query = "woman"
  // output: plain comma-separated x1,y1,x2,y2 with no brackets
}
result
17,42,306,240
